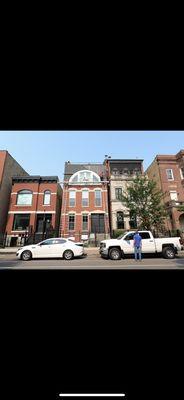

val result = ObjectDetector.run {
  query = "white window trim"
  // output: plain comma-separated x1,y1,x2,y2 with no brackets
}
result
180,168,184,179
82,214,89,231
69,189,76,207
16,191,33,206
166,169,174,181
69,170,101,184
82,189,89,207
43,191,51,205
8,211,56,214
94,189,102,207
170,191,178,201
68,214,75,230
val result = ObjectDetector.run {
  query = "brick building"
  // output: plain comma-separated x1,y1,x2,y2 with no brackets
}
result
0,150,28,238
60,162,110,243
146,150,184,234
6,176,62,246
104,158,144,235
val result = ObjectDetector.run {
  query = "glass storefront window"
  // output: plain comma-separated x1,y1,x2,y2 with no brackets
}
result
13,214,30,231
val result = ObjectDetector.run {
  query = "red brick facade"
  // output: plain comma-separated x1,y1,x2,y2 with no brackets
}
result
146,150,184,234
6,176,62,246
0,151,28,235
60,164,110,242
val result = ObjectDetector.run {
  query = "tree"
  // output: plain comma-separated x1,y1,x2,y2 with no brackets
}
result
177,205,184,212
121,175,168,231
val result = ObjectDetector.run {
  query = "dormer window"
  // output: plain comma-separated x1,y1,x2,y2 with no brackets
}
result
69,170,101,184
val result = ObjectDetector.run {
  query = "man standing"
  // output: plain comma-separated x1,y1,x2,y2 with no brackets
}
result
133,231,142,262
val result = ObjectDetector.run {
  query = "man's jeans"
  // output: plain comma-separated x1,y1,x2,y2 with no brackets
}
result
134,246,142,260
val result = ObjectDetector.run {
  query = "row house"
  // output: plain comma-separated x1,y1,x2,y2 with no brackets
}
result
146,150,184,234
104,158,144,235
6,176,62,246
60,162,110,242
0,150,28,237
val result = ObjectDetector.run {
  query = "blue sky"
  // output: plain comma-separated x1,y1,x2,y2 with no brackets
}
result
0,131,183,181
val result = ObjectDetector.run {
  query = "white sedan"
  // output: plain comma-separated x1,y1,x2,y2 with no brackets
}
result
16,238,85,261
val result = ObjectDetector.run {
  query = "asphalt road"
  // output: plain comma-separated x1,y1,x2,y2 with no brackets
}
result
0,253,184,269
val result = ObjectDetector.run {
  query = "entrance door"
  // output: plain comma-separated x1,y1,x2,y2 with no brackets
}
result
179,214,184,233
91,214,105,233
36,214,52,233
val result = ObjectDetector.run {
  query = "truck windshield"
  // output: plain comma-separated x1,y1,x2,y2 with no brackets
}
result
117,232,128,240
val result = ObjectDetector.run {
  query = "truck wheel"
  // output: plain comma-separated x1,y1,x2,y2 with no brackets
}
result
162,247,175,259
109,248,121,260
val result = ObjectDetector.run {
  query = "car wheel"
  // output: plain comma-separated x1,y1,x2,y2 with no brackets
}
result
63,250,74,260
162,246,175,259
109,248,121,260
21,250,32,261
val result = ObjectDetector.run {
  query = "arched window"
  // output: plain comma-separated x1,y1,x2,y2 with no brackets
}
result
69,170,100,184
129,211,137,229
17,190,33,205
43,190,51,205
117,211,124,229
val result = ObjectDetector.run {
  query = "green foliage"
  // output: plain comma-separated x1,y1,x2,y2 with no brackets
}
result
121,175,168,231
177,205,184,212
112,229,127,238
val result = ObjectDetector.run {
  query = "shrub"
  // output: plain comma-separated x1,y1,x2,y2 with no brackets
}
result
112,229,127,238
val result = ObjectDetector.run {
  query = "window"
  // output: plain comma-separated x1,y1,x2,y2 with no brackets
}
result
139,232,151,239
69,170,100,184
124,233,134,241
43,239,66,244
69,191,76,207
17,190,32,205
115,188,122,200
43,190,51,205
166,169,174,180
13,214,30,231
180,167,184,179
95,190,102,206
129,212,137,229
170,191,178,201
40,239,56,246
69,214,75,230
82,190,89,207
117,211,124,229
82,214,88,230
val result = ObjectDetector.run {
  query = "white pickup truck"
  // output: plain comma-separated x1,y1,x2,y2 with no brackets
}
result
99,230,183,260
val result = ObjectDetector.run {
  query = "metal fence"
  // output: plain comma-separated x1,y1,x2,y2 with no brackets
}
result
0,232,7,248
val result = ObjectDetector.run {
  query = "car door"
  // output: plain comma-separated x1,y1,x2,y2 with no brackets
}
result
122,232,134,254
47,239,67,257
33,239,56,258
139,232,156,253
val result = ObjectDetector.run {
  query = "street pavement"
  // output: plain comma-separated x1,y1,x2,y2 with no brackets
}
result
0,252,184,269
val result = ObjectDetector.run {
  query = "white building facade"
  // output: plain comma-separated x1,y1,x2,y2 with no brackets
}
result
104,159,144,235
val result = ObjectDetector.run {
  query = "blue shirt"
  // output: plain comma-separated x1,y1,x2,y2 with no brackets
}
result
134,233,142,247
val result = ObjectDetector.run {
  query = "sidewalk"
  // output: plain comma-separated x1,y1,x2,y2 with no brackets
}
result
0,247,19,254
